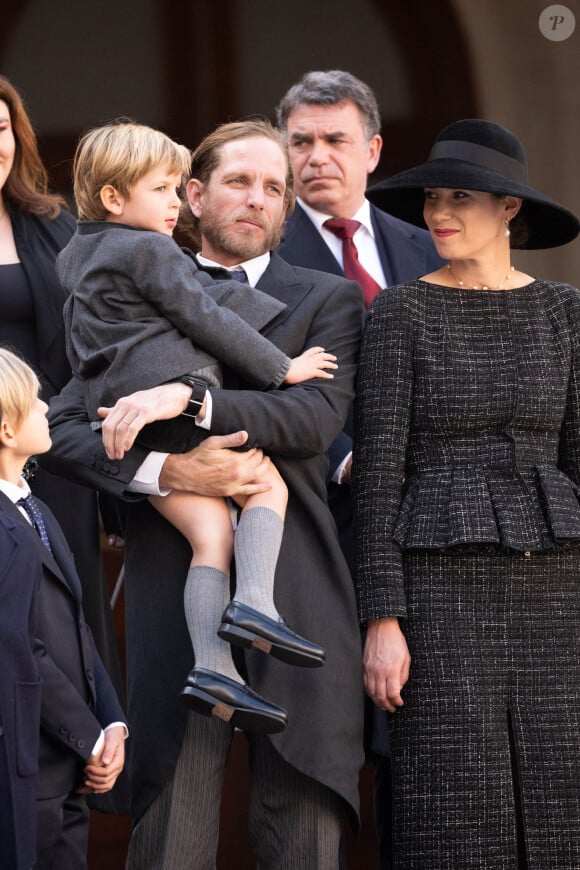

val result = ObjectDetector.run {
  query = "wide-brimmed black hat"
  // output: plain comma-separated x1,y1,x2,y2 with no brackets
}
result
367,119,579,249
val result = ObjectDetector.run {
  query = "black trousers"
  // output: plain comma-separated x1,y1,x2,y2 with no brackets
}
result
36,790,89,870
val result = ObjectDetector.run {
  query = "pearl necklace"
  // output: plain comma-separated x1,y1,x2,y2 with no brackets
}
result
447,263,515,291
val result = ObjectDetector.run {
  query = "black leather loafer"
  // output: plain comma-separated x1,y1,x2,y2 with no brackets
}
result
180,667,287,734
218,601,325,668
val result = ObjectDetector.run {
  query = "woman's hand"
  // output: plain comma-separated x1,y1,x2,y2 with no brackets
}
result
363,616,411,712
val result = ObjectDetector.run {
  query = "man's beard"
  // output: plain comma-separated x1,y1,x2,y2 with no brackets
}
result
199,206,285,261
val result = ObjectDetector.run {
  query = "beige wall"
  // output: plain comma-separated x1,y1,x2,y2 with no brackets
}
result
452,0,579,282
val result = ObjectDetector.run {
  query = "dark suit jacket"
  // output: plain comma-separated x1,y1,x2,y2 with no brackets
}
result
46,252,366,824
0,493,126,800
6,202,120,689
278,201,444,479
0,511,42,870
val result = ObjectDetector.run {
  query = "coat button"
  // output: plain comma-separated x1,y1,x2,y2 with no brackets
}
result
77,739,86,749
60,726,68,735
524,551,531,557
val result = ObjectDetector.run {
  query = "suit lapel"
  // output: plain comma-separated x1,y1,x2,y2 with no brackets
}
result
0,491,73,592
371,204,430,285
256,253,315,331
282,202,430,289
279,206,344,276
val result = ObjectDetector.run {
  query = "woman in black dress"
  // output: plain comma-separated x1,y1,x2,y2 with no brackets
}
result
353,119,579,869
0,76,122,691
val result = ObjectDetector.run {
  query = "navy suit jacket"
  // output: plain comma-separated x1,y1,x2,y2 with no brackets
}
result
278,201,444,490
0,493,126,801
0,511,42,870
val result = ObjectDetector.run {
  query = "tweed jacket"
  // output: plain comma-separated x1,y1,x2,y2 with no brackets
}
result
57,222,289,418
353,279,580,622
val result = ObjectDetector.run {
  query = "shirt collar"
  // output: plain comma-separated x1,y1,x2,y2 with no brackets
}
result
196,251,271,287
0,476,30,504
297,196,376,240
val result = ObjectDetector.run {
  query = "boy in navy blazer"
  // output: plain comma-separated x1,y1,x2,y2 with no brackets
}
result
0,348,127,870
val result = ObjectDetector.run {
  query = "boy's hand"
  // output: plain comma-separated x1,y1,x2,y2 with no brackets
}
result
78,725,126,794
284,346,337,384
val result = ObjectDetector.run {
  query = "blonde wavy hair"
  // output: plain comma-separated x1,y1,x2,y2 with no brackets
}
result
72,120,192,220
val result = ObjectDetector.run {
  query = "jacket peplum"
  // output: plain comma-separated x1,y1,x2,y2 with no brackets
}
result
353,278,580,622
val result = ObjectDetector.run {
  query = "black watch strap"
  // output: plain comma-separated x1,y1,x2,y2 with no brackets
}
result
178,375,208,418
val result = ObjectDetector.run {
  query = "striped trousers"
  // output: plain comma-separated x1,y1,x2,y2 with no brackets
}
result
126,712,346,869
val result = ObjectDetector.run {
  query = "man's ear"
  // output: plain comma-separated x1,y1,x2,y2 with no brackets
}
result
367,134,383,175
186,179,203,218
100,184,125,216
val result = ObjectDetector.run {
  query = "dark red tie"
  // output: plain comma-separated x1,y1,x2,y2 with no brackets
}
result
324,218,382,308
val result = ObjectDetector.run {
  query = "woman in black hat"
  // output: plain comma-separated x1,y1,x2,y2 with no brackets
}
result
353,119,579,869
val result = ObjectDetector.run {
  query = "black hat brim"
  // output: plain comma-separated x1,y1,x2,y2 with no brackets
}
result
367,159,579,250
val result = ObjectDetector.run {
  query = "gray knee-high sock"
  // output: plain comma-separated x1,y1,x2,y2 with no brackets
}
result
184,566,241,682
233,507,283,619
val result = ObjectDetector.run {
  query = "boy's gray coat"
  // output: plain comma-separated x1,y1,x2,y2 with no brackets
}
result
57,222,290,417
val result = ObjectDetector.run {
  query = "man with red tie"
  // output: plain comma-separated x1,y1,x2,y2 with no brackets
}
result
277,69,442,561
276,70,443,869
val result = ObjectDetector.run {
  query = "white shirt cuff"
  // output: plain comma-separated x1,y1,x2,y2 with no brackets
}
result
128,452,171,495
332,451,352,484
90,722,129,757
197,390,212,429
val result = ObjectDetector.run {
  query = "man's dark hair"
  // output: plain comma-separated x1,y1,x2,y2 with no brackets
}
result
276,70,381,140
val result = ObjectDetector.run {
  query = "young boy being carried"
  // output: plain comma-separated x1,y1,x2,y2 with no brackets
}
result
58,121,335,733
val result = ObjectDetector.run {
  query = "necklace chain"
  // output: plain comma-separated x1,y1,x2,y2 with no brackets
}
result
447,263,515,291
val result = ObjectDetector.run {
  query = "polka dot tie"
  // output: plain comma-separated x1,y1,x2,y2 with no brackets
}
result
18,494,53,554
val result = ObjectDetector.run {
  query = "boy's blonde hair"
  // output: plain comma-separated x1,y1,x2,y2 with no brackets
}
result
73,121,192,220
0,348,40,427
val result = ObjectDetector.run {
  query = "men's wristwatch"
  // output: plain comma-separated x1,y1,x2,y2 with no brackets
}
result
176,375,208,418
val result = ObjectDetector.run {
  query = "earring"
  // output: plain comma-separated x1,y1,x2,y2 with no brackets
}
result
504,220,511,238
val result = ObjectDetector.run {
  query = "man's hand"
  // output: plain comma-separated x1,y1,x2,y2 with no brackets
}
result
160,430,273,498
78,725,126,795
363,616,411,713
98,383,193,460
